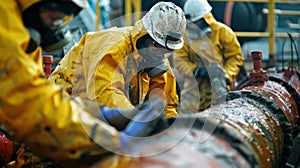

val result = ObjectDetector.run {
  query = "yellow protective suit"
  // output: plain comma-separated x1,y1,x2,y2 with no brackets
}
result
173,12,244,112
50,20,179,118
0,0,120,166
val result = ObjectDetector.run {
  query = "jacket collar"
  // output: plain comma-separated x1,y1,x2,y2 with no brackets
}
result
17,0,40,11
203,12,216,25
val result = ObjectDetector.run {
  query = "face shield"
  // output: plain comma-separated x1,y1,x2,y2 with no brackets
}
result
137,34,179,78
146,31,184,78
139,2,186,78
22,1,82,53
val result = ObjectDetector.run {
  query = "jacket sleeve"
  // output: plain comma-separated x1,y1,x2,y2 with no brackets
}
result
50,34,86,96
54,31,134,110
0,3,119,165
218,26,244,83
93,53,135,109
148,64,179,118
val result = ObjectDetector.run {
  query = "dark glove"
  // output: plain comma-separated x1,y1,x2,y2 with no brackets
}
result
211,77,227,96
118,98,165,150
193,66,209,79
99,106,140,131
207,64,228,95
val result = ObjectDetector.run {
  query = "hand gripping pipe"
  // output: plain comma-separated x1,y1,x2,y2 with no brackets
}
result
95,51,299,168
2,51,298,167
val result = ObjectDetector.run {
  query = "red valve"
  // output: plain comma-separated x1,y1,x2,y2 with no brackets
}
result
42,55,53,77
249,51,269,85
0,131,13,166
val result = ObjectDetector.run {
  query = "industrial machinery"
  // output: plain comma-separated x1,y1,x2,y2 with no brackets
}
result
94,50,300,168
1,49,299,167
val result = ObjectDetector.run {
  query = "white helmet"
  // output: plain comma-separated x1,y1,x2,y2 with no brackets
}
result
184,0,212,22
142,2,186,50
71,0,89,8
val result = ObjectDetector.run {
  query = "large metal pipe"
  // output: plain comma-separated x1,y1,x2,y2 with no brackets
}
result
93,51,300,168
2,51,299,167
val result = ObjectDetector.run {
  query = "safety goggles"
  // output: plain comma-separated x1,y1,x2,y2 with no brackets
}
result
165,30,182,50
51,15,74,28
41,2,76,28
164,30,182,51
152,30,181,52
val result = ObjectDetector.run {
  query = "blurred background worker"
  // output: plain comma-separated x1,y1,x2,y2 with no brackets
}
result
0,0,165,167
87,0,111,29
50,2,186,118
173,0,244,112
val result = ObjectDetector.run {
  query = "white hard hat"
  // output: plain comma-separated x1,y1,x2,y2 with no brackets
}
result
184,0,212,22
142,2,186,50
71,0,89,8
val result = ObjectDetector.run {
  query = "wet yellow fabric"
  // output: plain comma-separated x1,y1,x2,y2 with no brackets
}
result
174,12,244,83
173,12,244,112
50,20,179,118
0,0,119,165
18,0,40,11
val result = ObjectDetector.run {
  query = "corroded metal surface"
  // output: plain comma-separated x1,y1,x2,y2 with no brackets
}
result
2,51,299,167
92,119,252,168
102,50,300,168
201,92,286,167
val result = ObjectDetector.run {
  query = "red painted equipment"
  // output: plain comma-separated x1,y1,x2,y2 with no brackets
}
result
0,131,13,166
42,55,53,77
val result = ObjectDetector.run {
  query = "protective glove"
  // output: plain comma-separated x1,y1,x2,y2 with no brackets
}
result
118,98,165,151
207,64,228,96
193,66,209,79
99,98,165,131
99,106,139,131
211,77,227,96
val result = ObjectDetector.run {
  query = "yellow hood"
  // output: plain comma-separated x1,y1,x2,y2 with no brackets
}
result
17,0,40,11
130,20,149,52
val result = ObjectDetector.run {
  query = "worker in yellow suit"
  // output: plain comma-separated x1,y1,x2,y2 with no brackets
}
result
173,0,244,113
0,0,166,167
50,2,186,118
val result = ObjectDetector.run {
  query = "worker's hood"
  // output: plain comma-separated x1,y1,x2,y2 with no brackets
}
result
18,0,40,11
18,0,88,11
131,20,149,53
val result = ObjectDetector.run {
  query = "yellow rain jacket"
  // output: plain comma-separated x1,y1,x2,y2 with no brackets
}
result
0,0,119,166
50,20,179,118
173,12,244,112
174,12,244,83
